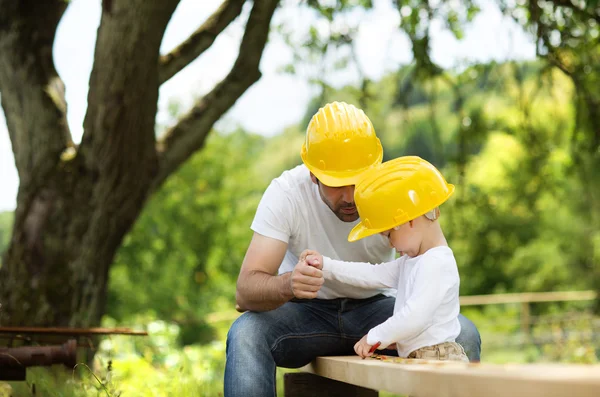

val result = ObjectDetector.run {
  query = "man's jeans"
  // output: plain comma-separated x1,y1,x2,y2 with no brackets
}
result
224,294,481,397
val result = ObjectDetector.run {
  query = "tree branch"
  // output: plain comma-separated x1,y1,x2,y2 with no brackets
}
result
552,0,600,25
159,0,247,84
153,0,280,190
0,0,72,189
547,51,574,77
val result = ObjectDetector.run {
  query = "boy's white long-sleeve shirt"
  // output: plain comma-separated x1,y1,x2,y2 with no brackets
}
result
322,246,461,357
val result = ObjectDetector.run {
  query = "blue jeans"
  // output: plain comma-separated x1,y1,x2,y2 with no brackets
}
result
224,294,481,397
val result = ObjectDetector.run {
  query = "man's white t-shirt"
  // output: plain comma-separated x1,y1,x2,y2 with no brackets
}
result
251,164,395,299
322,246,461,357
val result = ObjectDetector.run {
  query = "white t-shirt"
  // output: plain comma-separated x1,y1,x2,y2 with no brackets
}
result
251,164,395,299
322,246,461,357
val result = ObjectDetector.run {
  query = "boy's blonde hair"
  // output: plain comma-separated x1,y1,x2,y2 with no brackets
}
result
392,208,440,230
424,207,440,221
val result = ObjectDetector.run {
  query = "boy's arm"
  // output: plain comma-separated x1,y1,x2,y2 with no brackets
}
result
321,256,403,289
366,257,459,349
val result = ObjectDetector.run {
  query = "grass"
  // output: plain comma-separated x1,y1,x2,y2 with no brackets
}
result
2,309,598,397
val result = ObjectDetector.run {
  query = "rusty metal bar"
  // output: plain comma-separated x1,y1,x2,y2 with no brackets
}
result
0,326,147,336
0,339,77,381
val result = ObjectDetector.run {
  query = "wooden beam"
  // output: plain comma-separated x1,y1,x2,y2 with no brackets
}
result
0,327,147,336
301,356,600,397
210,290,597,322
460,290,596,306
520,302,531,343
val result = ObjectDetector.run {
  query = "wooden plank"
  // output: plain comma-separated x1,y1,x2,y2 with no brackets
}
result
301,356,600,397
284,373,377,397
460,290,596,306
211,291,597,323
520,301,531,343
0,327,147,336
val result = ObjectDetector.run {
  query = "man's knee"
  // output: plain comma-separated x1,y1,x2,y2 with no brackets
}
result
227,313,267,353
457,314,481,362
225,314,277,397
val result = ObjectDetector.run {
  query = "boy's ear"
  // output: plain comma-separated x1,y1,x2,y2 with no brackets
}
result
409,220,414,228
310,173,318,184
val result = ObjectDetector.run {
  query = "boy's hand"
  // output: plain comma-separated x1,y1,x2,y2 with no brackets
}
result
300,250,323,270
299,249,318,262
354,335,377,359
305,254,323,270
290,259,324,299
299,249,323,270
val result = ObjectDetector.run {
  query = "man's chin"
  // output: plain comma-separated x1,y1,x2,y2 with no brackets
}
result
337,212,359,222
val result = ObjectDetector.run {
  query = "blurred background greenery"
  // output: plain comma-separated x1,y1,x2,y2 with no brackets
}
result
2,59,600,396
1,0,600,395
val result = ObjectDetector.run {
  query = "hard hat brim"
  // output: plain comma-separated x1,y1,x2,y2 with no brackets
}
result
301,142,383,187
305,166,368,187
347,221,389,242
348,184,456,242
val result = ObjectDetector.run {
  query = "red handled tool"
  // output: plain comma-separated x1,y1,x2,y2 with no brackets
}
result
368,341,381,354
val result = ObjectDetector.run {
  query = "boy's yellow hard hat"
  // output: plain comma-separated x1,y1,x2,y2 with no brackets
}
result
301,102,383,187
348,156,455,242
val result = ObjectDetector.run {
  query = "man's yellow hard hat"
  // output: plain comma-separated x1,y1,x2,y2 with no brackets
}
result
301,101,383,187
348,156,455,242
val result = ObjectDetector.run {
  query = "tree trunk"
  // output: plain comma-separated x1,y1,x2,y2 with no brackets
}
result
0,0,180,327
0,0,279,328
572,83,600,313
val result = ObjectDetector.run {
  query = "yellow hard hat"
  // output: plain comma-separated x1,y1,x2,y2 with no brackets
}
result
301,101,383,187
348,156,455,242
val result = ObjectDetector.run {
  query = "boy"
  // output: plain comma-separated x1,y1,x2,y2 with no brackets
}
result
302,156,469,362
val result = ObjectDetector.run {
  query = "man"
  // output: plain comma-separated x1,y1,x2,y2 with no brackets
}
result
225,102,481,397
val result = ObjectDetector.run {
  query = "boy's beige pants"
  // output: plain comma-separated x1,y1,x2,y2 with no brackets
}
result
407,341,469,362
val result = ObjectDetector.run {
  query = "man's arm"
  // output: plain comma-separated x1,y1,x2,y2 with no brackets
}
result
236,233,324,312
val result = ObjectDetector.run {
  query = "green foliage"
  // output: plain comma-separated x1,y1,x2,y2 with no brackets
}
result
2,319,298,397
311,59,598,297
89,56,600,394
107,130,268,345
106,125,305,346
0,211,12,267
280,0,482,85
1,1,599,393
4,308,597,396
499,1,600,303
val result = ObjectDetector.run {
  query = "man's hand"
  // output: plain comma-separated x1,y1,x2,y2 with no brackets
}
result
299,249,323,270
290,259,324,299
354,335,377,359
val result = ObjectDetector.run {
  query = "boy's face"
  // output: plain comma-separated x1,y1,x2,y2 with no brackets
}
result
380,220,423,257
310,174,358,222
